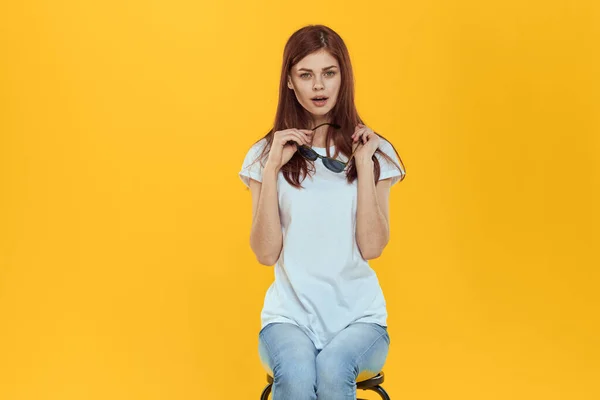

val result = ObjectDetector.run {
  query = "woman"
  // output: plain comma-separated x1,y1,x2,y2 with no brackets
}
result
239,24,406,399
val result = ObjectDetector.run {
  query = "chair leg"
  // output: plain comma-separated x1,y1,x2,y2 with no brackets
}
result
260,383,272,400
366,385,391,400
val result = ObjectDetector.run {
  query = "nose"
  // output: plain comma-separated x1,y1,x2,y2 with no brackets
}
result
313,77,324,90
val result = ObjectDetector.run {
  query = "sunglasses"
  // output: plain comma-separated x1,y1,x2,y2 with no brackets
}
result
297,122,361,173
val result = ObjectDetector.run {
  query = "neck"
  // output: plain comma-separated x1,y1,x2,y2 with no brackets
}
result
310,113,331,128
308,113,333,147
310,122,332,148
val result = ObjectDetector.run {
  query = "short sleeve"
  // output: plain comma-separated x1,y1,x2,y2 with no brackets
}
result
375,138,405,186
239,138,269,188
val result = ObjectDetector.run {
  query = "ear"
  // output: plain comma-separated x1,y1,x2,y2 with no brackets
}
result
287,75,294,90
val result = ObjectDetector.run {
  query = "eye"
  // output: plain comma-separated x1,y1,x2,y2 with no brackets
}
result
326,71,336,76
300,73,310,78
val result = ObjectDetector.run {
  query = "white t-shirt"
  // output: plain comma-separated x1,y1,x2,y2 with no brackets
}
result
239,137,405,349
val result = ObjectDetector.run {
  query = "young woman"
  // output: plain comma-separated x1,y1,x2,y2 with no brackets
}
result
239,24,406,399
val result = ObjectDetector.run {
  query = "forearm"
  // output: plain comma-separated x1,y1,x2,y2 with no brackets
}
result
250,164,283,265
355,158,389,259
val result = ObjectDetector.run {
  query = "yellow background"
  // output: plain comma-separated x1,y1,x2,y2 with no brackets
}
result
1,1,598,399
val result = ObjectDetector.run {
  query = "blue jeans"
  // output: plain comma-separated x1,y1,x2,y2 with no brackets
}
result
258,322,390,400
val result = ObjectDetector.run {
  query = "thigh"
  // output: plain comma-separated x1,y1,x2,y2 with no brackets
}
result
258,322,318,376
316,322,390,381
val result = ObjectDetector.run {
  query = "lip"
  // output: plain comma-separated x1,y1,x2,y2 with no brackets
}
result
311,98,328,107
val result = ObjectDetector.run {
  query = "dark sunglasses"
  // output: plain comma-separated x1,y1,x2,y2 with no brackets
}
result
297,122,360,173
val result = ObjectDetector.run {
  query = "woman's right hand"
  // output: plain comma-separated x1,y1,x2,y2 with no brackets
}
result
265,128,313,171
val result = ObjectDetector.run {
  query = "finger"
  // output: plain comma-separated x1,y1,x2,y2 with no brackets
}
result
356,130,367,143
293,129,313,143
353,127,365,141
284,130,309,146
299,129,314,144
293,131,310,146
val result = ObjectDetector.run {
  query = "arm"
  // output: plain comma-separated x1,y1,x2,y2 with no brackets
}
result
355,157,392,260
248,164,283,266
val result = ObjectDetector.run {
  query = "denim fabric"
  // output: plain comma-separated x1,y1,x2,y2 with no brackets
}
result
258,321,390,400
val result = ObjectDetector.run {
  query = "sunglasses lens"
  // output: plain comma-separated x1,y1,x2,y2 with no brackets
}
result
298,145,318,161
323,158,346,173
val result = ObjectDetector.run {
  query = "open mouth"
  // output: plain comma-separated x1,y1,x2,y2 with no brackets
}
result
311,96,329,106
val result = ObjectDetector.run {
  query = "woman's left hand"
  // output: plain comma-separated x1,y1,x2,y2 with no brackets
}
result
352,123,381,162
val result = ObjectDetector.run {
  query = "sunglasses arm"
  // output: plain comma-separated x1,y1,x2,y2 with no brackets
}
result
346,145,360,165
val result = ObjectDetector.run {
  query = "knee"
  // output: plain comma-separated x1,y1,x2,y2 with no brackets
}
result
315,354,356,392
272,358,316,397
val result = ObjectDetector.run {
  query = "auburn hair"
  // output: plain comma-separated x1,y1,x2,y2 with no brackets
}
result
247,24,406,189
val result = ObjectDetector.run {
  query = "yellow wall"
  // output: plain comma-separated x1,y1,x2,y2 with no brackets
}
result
1,1,598,399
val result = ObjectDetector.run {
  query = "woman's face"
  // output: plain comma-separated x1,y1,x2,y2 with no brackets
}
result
287,50,341,122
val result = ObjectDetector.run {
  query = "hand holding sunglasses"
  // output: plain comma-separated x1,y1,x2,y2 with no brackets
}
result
266,128,314,171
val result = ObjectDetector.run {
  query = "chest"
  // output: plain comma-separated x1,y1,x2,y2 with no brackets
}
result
277,165,358,228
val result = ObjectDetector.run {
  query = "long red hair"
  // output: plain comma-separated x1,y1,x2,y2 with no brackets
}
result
249,24,406,189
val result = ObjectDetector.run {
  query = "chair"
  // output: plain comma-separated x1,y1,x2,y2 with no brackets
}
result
260,370,391,399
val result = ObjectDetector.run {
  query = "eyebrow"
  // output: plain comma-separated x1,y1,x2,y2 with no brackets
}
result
297,65,338,72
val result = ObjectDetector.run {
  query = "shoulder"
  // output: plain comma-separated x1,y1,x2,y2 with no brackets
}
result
375,135,406,184
251,137,269,151
247,137,269,157
375,136,399,163
239,138,270,188
378,136,394,151
242,138,269,165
